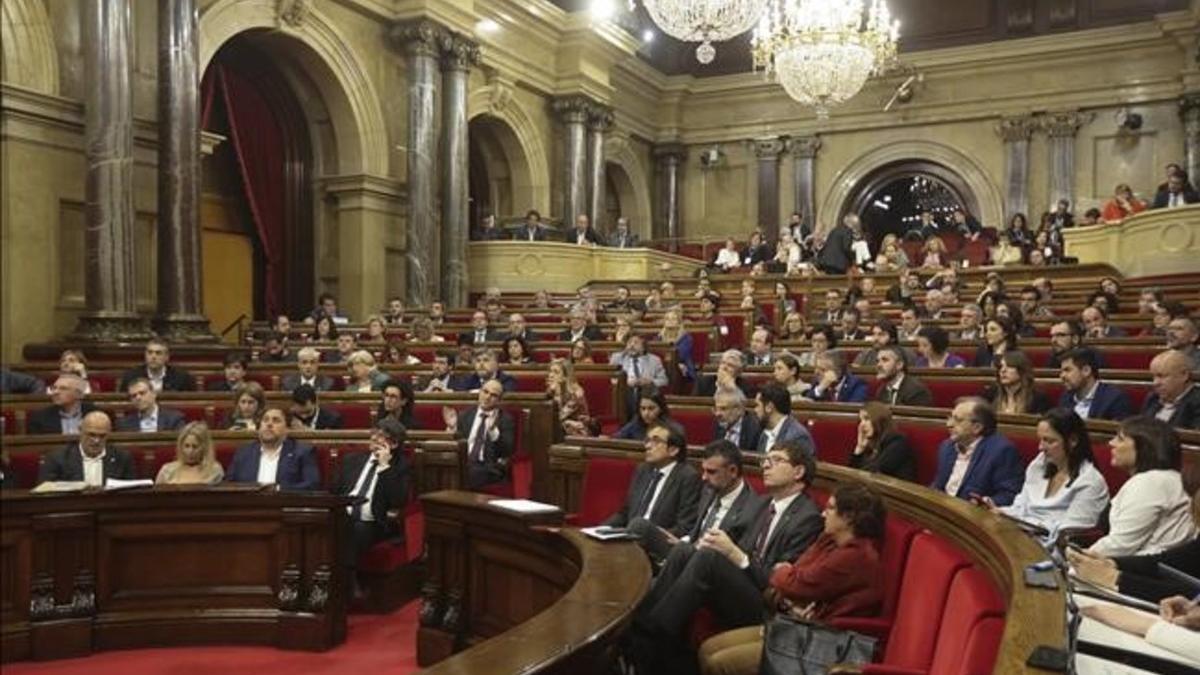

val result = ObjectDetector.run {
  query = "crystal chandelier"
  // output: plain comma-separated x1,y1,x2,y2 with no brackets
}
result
752,0,899,118
634,0,769,64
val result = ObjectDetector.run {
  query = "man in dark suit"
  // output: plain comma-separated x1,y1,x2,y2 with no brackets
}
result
454,379,517,490
118,338,194,392
458,310,504,346
1047,320,1085,369
754,382,816,457
695,350,755,400
743,327,774,367
334,417,409,586
27,374,96,435
711,387,762,452
557,310,603,342
280,347,336,392
504,313,541,343
226,408,321,490
931,398,1024,505
875,346,933,407
512,209,548,242
816,214,857,274
567,214,602,245
608,217,640,248
1081,306,1127,339
288,384,344,430
952,207,983,240
209,352,250,392
457,349,517,393
1058,347,1132,421
471,214,505,241
810,350,868,403
1143,350,1200,430
603,423,702,537
37,411,135,487
115,378,187,433
627,440,761,564
629,439,823,673
1,368,44,394
1152,171,1200,208
838,308,867,342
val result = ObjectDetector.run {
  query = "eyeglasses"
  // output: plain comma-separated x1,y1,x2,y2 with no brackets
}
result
645,437,668,446
761,454,792,467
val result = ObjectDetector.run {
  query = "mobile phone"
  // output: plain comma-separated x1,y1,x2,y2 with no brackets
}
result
1026,645,1068,672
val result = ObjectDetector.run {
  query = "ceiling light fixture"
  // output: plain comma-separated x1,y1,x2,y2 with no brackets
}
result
632,0,769,64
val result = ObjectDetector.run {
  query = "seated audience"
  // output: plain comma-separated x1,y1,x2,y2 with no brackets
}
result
513,209,547,241
427,301,446,324
744,327,775,367
659,309,696,381
920,236,947,269
990,232,1024,266
471,213,504,241
1047,320,1085,369
741,230,772,267
360,315,387,343
795,324,836,369
383,339,420,366
614,388,672,441
116,378,186,433
505,313,540,343
288,384,344,430
931,398,1024,505
1166,316,1199,370
1088,416,1197,557
450,379,516,490
376,378,416,429
1081,306,1126,338
421,353,459,393
334,418,409,593
383,297,406,325
547,358,594,437
460,310,502,346
56,349,93,394
838,308,866,342
282,347,336,392
408,316,444,343
772,352,811,404
27,374,96,435
780,311,806,341
985,350,1052,415
813,288,843,325
754,382,816,456
118,338,194,392
972,316,1019,368
604,422,702,540
849,401,917,481
560,308,603,342
809,350,867,404
570,338,596,365
874,345,933,407
308,292,348,324
696,350,754,399
569,213,602,245
914,326,966,368
712,386,762,452
1152,170,1199,208
954,303,985,342
346,350,390,393
502,335,533,365
1,368,44,394
155,422,225,485
714,238,742,271
226,408,320,490
1019,285,1055,320
37,411,134,487
223,381,266,431
853,320,899,367
456,348,517,393
1142,350,1200,430
1058,347,1133,421
209,352,249,392
326,333,358,364
310,314,338,342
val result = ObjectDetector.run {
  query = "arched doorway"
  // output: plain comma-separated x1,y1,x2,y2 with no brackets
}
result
468,114,533,227
843,160,980,249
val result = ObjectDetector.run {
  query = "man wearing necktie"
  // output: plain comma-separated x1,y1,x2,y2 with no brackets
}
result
745,327,774,367
711,387,762,451
458,310,499,346
452,380,516,490
873,346,933,408
602,424,701,537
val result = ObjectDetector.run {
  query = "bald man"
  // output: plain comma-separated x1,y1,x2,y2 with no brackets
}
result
37,411,135,487
1143,350,1200,430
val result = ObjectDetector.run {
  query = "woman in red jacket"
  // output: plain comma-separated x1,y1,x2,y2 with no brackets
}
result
698,483,886,675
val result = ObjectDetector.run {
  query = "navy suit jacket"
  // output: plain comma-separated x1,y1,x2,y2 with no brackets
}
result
226,438,320,491
930,433,1024,506
115,406,187,432
26,401,98,434
756,415,817,458
118,365,195,392
458,371,518,393
812,374,868,403
712,413,763,452
1142,386,1200,430
1058,381,1133,421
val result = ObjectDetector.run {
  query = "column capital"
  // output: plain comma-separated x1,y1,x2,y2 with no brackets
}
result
440,31,480,71
995,115,1037,142
791,136,821,159
653,143,687,162
391,19,446,58
753,136,787,160
552,95,595,124
1040,110,1093,138
587,105,614,132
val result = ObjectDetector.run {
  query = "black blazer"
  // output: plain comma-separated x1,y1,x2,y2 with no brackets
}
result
736,492,823,589
712,413,763,452
1151,187,1200,208
458,329,505,345
115,406,187,432
26,402,98,434
333,450,408,529
505,330,541,343
816,225,854,274
566,227,603,245
512,225,547,241
293,407,344,430
689,483,764,543
848,432,917,482
603,461,703,537
876,376,933,407
982,384,1053,415
456,406,516,466
118,365,194,392
558,326,604,342
1142,386,1200,430
38,444,136,483
280,373,336,392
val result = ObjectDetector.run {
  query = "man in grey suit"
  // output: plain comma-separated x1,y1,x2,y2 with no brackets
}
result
114,378,187,433
627,439,761,564
608,217,640,248
609,334,669,421
754,382,816,457
38,411,136,487
603,423,702,538
280,347,336,392
711,387,762,452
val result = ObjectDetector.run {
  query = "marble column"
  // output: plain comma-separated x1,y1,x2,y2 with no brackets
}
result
1042,111,1093,210
653,144,686,251
438,32,478,308
1179,94,1200,186
586,105,613,231
392,20,443,307
995,115,1037,220
71,0,149,341
154,0,213,341
552,96,591,228
791,136,821,230
754,137,786,241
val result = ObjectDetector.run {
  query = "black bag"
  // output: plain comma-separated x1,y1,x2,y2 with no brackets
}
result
759,615,877,675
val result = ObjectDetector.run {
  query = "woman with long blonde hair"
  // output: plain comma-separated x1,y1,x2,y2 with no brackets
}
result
155,421,224,485
546,359,593,436
658,309,695,382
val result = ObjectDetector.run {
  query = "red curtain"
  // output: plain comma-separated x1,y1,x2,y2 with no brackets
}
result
200,63,285,317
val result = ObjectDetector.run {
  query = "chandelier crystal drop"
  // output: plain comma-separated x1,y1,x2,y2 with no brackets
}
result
752,0,899,118
636,0,770,64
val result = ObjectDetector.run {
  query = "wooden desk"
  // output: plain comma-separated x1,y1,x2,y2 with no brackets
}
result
0,486,348,662
416,490,650,673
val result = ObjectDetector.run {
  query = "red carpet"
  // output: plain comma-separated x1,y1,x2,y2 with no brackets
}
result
2,602,420,675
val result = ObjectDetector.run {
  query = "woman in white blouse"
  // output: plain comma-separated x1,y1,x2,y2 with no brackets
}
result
1089,416,1197,557
984,408,1109,539
714,238,742,271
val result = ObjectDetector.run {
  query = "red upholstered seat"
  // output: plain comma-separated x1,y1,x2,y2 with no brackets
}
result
796,415,856,467
924,379,987,408
326,403,375,429
925,568,1005,675
719,314,745,352
830,516,921,641
565,456,638,526
894,423,947,486
0,408,20,436
672,408,715,446
9,452,41,488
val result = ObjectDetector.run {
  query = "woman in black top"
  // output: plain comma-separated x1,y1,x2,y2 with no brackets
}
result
972,316,1019,367
848,401,917,481
983,350,1051,415
376,378,417,430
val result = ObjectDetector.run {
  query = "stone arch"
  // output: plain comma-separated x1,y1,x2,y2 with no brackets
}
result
603,133,653,239
818,139,1004,234
468,84,550,215
469,113,532,220
199,0,387,176
0,0,59,94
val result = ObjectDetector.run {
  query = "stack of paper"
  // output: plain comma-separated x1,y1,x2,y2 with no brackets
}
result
489,499,560,514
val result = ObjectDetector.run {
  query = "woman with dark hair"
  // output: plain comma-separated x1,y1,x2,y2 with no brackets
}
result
982,408,1109,538
772,352,811,403
503,336,533,366
570,338,595,365
795,324,836,368
972,316,1019,367
849,401,917,481
224,382,266,431
984,350,1051,415
1087,290,1121,316
1005,212,1033,248
384,339,420,365
312,314,337,341
613,387,671,441
914,326,965,368
376,378,416,429
698,484,886,675
996,301,1036,338
1088,416,1196,556
978,290,1006,319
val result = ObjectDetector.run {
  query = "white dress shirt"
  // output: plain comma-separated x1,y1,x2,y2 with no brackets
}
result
80,447,106,487
147,368,166,392
468,409,499,461
1073,380,1101,420
348,459,381,521
139,405,160,432
642,460,678,518
1088,469,1197,557
759,415,789,453
1001,454,1110,539
760,491,801,553
60,408,83,435
944,437,980,497
715,248,741,269
257,446,282,484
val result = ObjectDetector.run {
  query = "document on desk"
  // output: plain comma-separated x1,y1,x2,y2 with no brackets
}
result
581,526,637,541
30,481,88,493
489,499,560,514
104,478,154,491
1075,595,1196,667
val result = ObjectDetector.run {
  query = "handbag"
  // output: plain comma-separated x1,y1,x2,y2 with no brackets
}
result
759,615,878,675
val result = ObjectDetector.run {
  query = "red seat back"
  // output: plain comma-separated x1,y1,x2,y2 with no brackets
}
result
928,567,1005,675
326,403,374,429
878,516,921,620
576,456,639,525
671,408,715,446
880,532,971,670
893,423,947,486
